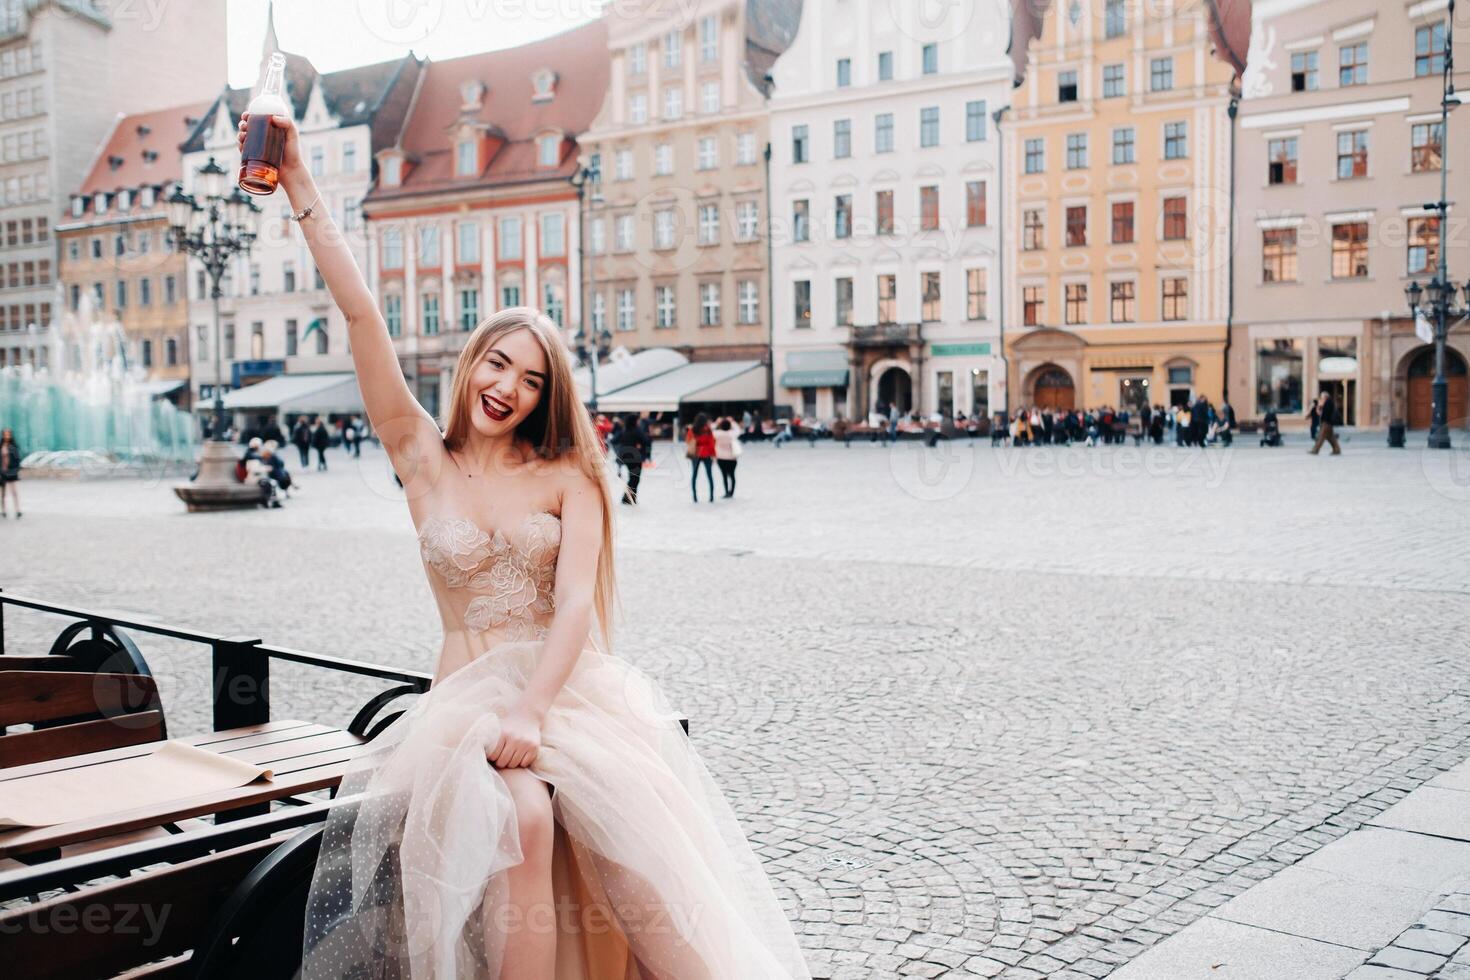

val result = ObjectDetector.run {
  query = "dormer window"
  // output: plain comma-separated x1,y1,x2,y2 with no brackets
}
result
108,155,124,171
94,192,107,214
117,189,132,211
537,134,561,168
456,139,478,176
142,149,158,164
531,68,556,102
141,186,155,208
460,80,486,110
71,196,84,218
136,123,151,137
383,155,403,187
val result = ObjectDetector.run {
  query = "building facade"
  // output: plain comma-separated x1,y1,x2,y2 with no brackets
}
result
1005,0,1246,416
364,22,607,419
57,102,210,401
578,0,798,372
1232,0,1469,430
0,0,224,370
769,0,1012,423
180,12,420,413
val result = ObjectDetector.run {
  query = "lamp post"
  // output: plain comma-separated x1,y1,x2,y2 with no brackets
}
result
573,155,610,411
1404,0,1465,450
168,156,265,510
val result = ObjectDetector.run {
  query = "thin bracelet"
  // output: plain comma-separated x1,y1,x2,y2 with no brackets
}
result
289,192,322,222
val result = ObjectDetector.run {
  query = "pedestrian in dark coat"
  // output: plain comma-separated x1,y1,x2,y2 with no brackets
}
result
291,417,312,468
617,414,651,504
310,417,331,471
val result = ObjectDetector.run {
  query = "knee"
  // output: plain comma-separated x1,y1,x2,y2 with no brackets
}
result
508,779,554,863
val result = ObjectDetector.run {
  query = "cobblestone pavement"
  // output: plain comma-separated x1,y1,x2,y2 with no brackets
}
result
3,435,1470,978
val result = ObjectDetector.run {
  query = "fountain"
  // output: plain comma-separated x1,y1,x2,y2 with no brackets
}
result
0,297,199,479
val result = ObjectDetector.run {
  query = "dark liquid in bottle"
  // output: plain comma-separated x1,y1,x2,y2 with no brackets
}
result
239,120,285,195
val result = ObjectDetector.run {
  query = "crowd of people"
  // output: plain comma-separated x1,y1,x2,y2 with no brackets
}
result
205,413,372,507
998,397,1238,448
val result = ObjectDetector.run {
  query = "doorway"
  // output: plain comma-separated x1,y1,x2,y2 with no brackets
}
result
1119,376,1151,413
876,367,912,414
1407,347,1468,429
1032,365,1075,411
1317,378,1356,425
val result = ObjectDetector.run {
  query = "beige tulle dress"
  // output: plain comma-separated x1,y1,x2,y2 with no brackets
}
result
300,510,811,979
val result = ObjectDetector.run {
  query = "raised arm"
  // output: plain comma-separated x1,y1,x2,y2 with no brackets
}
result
238,113,444,493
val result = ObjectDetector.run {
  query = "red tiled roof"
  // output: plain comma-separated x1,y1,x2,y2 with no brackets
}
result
79,101,215,196
372,19,608,200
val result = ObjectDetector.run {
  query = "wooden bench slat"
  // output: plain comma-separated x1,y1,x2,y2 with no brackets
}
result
111,954,194,980
225,729,367,769
0,655,88,672
0,710,164,768
0,671,158,728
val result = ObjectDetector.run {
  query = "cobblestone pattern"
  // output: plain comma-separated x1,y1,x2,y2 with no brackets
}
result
3,442,1469,978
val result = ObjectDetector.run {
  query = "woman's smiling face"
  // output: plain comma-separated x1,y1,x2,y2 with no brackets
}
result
465,327,549,438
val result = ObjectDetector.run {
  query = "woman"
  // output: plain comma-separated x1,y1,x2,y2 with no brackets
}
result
239,113,809,979
311,416,331,470
713,416,741,499
686,412,716,502
0,428,21,518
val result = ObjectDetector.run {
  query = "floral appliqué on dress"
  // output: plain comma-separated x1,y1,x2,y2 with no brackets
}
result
417,513,560,640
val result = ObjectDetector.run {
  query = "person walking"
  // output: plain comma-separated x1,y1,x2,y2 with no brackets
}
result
1309,390,1342,455
0,428,23,518
713,416,742,498
291,416,311,468
341,418,357,459
310,416,331,471
349,415,365,457
686,413,717,501
616,413,651,504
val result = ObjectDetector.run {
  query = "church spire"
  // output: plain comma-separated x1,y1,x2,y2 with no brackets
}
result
262,1,279,60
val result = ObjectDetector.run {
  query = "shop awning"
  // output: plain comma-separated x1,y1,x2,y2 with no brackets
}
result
220,372,364,414
132,378,186,399
779,350,849,388
596,360,766,413
573,347,688,401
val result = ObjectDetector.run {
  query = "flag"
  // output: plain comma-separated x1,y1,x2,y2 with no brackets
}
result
1415,309,1435,345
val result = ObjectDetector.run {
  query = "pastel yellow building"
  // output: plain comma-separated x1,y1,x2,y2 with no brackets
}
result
1004,0,1247,415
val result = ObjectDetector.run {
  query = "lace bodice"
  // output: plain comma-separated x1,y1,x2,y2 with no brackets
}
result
417,512,561,641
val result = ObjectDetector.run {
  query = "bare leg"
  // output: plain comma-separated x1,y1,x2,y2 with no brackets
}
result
491,767,556,979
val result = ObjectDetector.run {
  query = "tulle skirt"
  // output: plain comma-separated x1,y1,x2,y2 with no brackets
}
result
300,639,811,979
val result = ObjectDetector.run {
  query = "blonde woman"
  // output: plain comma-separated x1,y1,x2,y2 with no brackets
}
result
241,114,809,979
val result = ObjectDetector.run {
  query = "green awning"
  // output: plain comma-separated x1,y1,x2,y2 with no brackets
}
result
780,369,849,387
780,350,849,388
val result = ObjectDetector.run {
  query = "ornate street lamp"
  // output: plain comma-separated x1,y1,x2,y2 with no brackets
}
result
168,156,264,510
573,154,609,411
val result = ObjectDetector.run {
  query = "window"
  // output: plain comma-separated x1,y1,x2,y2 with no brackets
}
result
459,288,479,330
737,132,756,164
385,295,402,336
112,280,127,309
1150,57,1173,91
590,217,606,255
615,214,635,251
698,204,719,245
1162,278,1188,321
1112,201,1134,243
792,124,809,163
1331,222,1369,278
654,142,673,175
1412,122,1442,172
285,319,299,356
1110,281,1136,322
1113,127,1135,164
249,264,261,295
966,268,987,320
422,293,440,335
591,292,606,333
877,275,897,324
793,280,811,325
500,282,521,308
1066,132,1088,169
835,277,853,325
1164,122,1187,159
1025,138,1045,173
542,281,563,327
499,217,522,259
875,113,894,153
537,134,560,167
833,119,851,159
456,139,477,176
965,100,987,142
922,43,937,74
311,145,325,177
700,282,720,325
1058,70,1078,103
701,81,719,113
965,181,986,227
419,226,440,266
1268,137,1298,184
1162,197,1187,240
699,14,718,62
457,221,479,263
384,155,402,186
1064,283,1087,324
283,263,296,293
1066,205,1087,247
628,42,646,75
1256,339,1304,414
1023,209,1044,250
1408,216,1439,275
792,200,810,242
663,28,682,69
1103,63,1125,98
540,213,565,257
164,275,176,304
834,194,852,238
836,58,851,87
655,285,676,327
876,190,894,235
1023,286,1044,326
139,277,151,306
654,209,676,250
617,288,635,331
343,142,356,173
628,94,648,124
1336,130,1368,179
140,339,152,367
1417,23,1447,77
166,338,177,366
878,51,893,81
738,280,759,323
614,148,633,180
1105,0,1126,37
920,107,939,147
662,87,682,120
920,186,939,231
696,136,717,170
736,200,758,240
1262,228,1298,282
1339,42,1367,86
1291,51,1318,91
920,271,941,321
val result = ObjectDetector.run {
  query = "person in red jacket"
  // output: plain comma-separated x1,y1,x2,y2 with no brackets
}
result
686,412,717,502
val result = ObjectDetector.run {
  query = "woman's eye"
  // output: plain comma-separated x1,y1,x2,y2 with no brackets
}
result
488,358,503,369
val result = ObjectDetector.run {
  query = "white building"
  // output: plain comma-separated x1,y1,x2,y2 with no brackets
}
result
768,0,1013,423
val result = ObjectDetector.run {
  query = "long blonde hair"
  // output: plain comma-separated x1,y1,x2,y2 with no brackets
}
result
442,308,617,652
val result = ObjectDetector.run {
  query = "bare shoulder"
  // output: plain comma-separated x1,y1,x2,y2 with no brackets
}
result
553,460,604,516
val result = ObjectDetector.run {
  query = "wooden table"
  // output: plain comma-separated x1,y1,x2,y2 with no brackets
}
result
0,719,366,862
